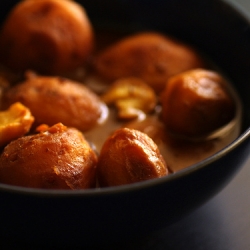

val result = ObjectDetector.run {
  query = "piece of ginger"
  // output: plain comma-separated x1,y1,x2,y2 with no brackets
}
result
101,77,157,120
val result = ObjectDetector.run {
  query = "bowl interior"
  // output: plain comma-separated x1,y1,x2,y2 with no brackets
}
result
0,0,249,192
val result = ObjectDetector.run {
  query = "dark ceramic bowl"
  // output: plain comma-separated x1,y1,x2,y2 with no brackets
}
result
0,0,250,248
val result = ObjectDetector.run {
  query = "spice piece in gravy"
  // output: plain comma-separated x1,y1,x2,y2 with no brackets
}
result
101,77,157,120
0,102,34,148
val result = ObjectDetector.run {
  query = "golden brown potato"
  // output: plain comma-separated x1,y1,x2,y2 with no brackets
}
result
0,0,94,74
93,32,204,92
0,102,34,148
160,69,236,138
0,123,98,189
2,74,107,131
97,128,168,187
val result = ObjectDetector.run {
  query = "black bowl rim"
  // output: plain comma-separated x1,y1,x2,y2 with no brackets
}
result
0,0,250,197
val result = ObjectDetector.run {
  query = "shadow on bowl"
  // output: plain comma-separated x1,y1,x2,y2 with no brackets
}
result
0,0,250,248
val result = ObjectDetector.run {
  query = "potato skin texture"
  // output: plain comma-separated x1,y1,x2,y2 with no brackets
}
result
0,0,94,74
97,128,168,187
94,32,204,92
0,123,98,189
3,75,105,131
161,69,236,138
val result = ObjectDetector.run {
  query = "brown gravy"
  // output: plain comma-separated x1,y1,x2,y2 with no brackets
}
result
83,74,242,173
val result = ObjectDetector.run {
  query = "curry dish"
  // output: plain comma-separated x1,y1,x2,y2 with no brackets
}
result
0,0,241,189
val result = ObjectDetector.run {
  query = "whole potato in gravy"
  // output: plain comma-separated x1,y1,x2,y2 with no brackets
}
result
2,74,107,131
0,0,94,74
160,69,236,138
0,123,98,189
93,32,204,92
97,128,168,187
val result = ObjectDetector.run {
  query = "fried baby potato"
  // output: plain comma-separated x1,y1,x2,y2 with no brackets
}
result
3,74,107,131
0,102,34,147
97,128,168,187
0,123,98,189
160,69,236,138
0,0,94,74
93,32,204,92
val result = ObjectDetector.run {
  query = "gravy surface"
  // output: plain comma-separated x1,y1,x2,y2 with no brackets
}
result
84,76,241,173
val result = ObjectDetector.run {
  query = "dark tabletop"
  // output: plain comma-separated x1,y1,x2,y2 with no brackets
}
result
123,157,250,250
